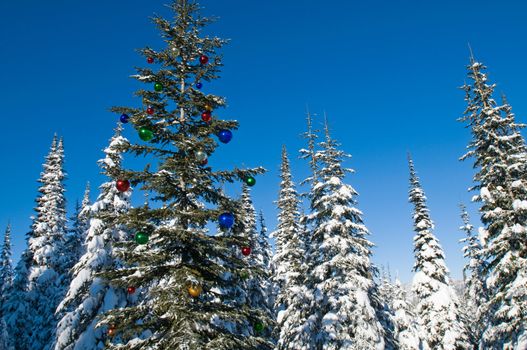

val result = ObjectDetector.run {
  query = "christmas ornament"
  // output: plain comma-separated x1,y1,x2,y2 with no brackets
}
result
188,284,202,297
170,45,180,57
240,270,249,279
195,151,207,163
146,107,154,115
139,127,154,141
218,212,234,229
200,158,208,166
199,55,209,65
154,83,163,92
241,246,252,256
135,232,149,245
147,57,154,64
127,286,136,294
201,111,212,122
120,113,129,123
254,322,265,333
204,104,213,112
116,180,130,192
108,326,116,336
196,82,203,89
245,176,256,187
217,129,232,144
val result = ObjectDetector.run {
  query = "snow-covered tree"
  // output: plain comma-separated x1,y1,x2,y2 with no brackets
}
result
391,279,420,350
271,145,311,350
375,267,397,350
459,58,527,349
459,203,487,347
0,223,13,350
303,118,384,349
97,1,271,348
407,155,470,349
53,124,132,350
257,211,274,311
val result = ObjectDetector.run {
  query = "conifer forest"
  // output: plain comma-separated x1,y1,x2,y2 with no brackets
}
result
1,1,526,349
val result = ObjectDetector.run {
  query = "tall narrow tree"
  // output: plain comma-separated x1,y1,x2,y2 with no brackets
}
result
391,279,420,350
271,145,311,350
0,223,13,350
98,1,271,348
408,156,469,349
5,135,68,350
53,124,132,350
64,183,91,276
459,57,527,349
303,118,384,349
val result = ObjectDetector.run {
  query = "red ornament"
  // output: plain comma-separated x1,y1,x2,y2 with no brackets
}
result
199,55,209,65
146,107,154,115
116,180,130,192
108,326,116,336
241,246,251,256
200,158,208,166
127,286,136,294
147,57,154,64
201,111,212,122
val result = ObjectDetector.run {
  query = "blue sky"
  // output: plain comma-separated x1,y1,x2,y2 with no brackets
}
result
1,0,527,283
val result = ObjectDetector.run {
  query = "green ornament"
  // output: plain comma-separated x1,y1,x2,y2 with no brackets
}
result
135,232,149,245
154,82,163,92
240,271,249,279
139,127,153,141
245,176,256,187
253,322,265,333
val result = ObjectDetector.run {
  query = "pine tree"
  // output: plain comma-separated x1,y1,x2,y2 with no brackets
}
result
271,145,312,350
407,155,470,349
459,204,487,347
98,1,271,349
0,224,13,350
391,279,420,350
257,211,273,310
303,118,384,349
53,124,132,350
459,57,527,349
375,267,397,350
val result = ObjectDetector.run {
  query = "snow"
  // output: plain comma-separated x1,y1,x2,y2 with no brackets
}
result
512,199,527,211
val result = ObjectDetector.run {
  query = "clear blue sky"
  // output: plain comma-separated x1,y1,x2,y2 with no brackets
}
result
2,0,527,283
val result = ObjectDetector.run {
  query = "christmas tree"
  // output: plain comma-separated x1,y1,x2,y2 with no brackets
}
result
0,223,13,350
407,155,470,349
97,1,271,349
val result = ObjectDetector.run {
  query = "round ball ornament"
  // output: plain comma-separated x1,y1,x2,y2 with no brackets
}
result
116,180,130,192
204,104,213,112
195,151,207,163
135,232,149,245
147,57,154,64
139,127,154,141
240,270,249,280
154,83,163,92
218,212,235,229
170,45,180,57
146,107,154,115
188,284,202,298
245,176,256,187
241,246,252,256
201,111,212,122
199,55,209,65
217,129,233,144
120,113,129,123
108,326,116,337
254,322,265,333
127,286,136,294
196,82,203,89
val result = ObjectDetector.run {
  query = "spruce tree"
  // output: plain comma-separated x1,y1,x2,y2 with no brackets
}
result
271,145,311,350
98,1,271,349
0,224,13,350
391,279,420,350
53,125,132,350
407,156,470,349
375,268,397,350
459,58,527,349
257,211,273,310
458,204,487,347
303,118,384,349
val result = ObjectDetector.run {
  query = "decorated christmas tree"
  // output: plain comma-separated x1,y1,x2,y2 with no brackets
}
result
97,1,271,349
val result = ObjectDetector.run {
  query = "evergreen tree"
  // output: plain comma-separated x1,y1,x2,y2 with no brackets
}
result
459,204,487,347
303,118,384,349
459,58,527,349
271,146,311,350
375,267,397,350
53,125,132,350
257,211,274,310
98,1,271,349
0,224,13,350
391,279,420,350
407,156,470,349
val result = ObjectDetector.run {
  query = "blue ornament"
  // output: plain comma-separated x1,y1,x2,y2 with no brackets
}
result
218,212,235,229
120,113,129,123
217,129,233,144
196,82,203,89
